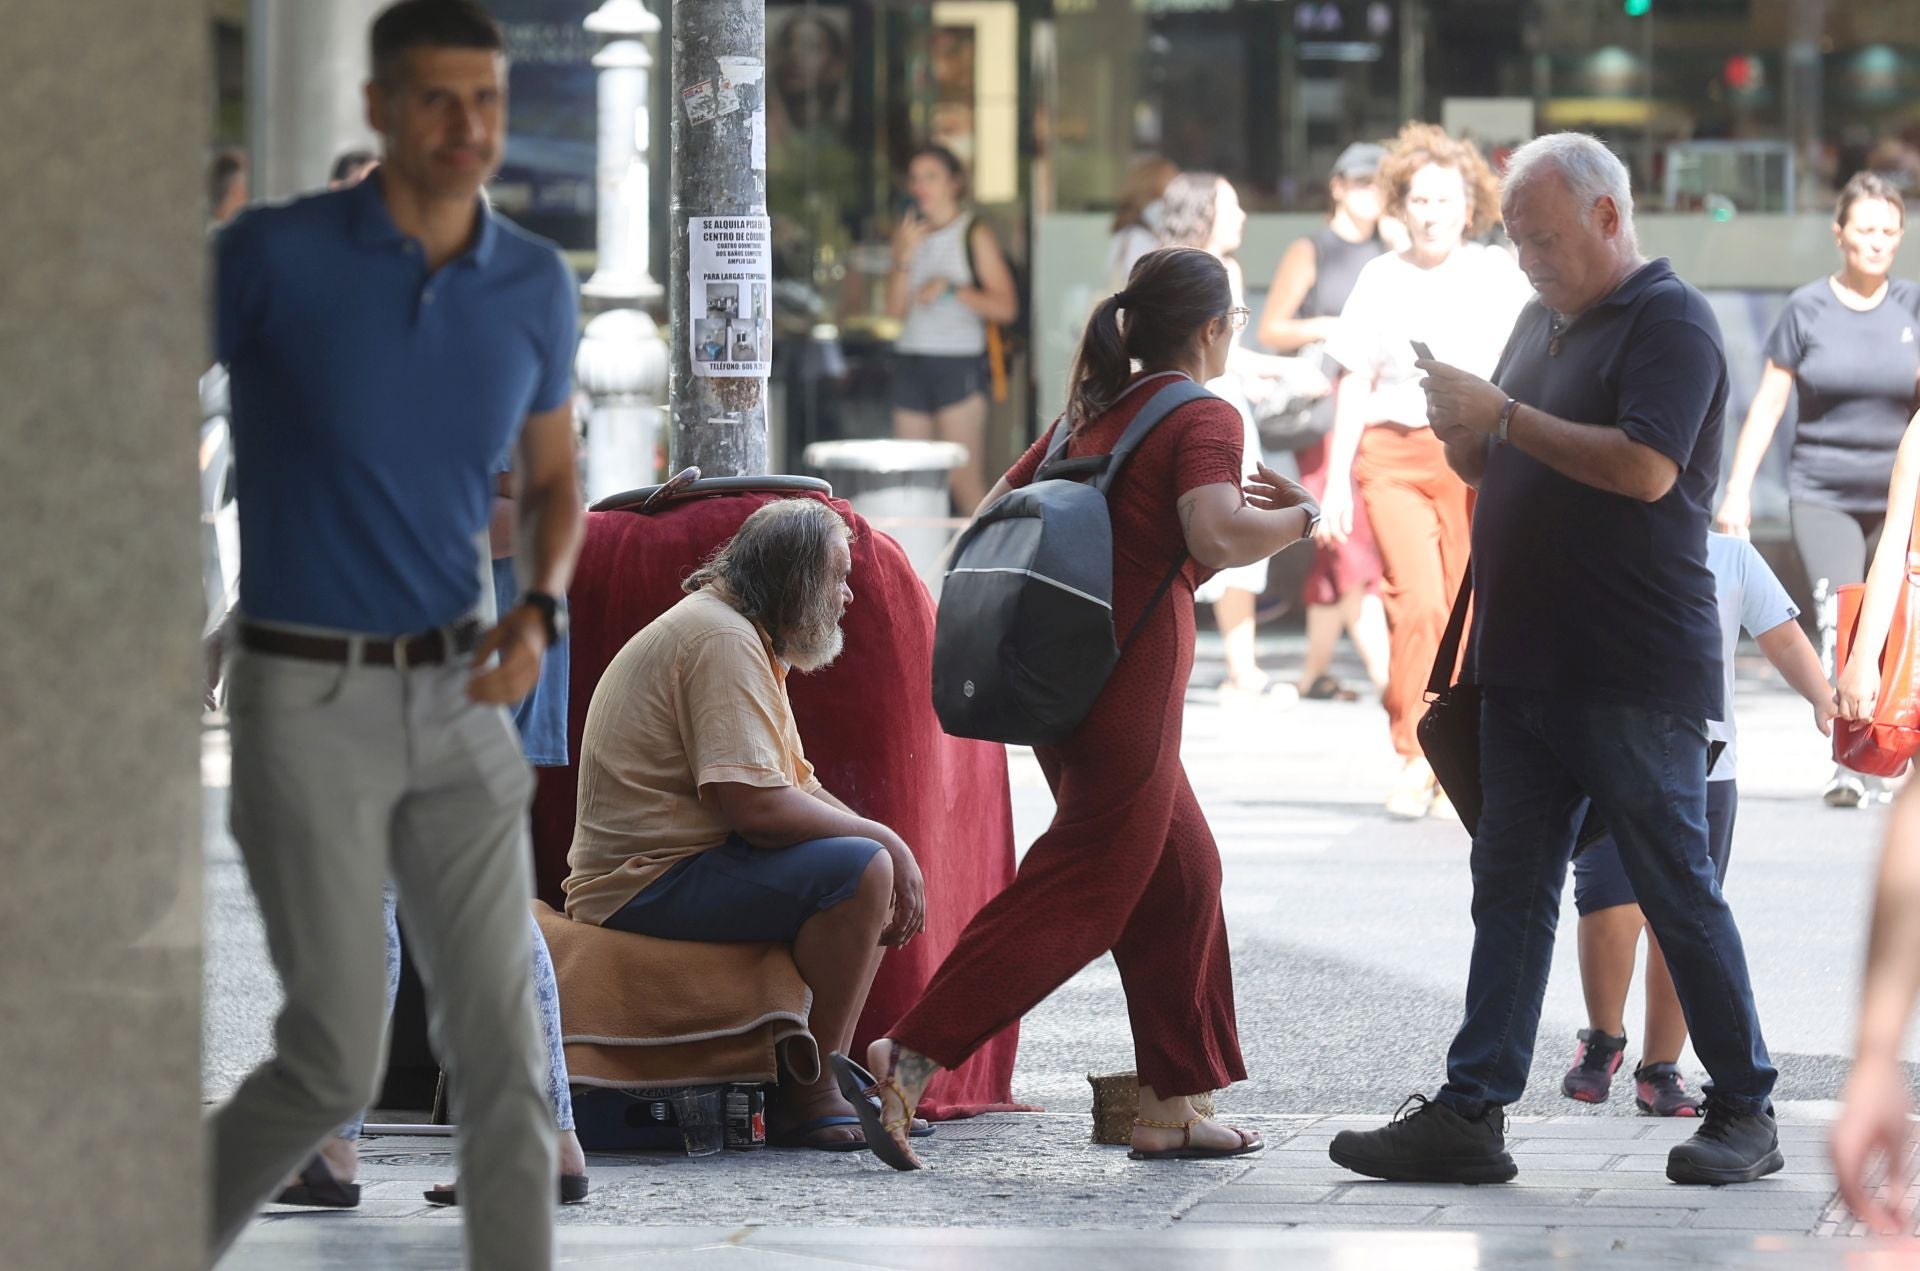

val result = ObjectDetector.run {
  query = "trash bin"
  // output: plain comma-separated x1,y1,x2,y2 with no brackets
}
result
802,439,967,584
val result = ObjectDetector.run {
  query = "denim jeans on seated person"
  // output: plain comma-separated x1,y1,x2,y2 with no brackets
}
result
1436,686,1777,1119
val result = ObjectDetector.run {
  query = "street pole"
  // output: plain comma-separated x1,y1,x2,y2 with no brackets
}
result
669,0,770,477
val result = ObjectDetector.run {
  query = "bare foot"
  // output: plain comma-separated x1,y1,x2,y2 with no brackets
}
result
558,1129,587,1177
1132,1088,1263,1157
771,1081,865,1147
865,1037,940,1167
298,1134,357,1187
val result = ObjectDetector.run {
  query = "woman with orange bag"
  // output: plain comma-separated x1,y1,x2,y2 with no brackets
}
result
1835,410,1920,766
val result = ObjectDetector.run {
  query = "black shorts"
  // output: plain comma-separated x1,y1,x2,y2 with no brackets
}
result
1572,780,1737,916
891,353,989,414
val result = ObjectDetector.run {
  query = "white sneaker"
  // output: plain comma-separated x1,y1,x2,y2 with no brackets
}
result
1823,769,1867,808
1429,789,1460,823
1386,760,1437,820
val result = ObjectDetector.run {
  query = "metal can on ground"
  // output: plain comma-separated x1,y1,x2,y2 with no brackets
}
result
725,1083,766,1150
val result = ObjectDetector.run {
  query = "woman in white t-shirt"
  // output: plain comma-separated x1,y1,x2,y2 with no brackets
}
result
887,145,1020,513
1319,123,1533,819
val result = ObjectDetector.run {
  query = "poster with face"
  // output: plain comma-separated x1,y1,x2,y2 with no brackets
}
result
767,4,853,149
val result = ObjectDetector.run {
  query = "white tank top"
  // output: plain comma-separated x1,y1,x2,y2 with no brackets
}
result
897,212,988,357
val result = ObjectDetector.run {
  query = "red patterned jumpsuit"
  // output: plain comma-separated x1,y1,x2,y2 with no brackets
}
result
890,373,1249,1098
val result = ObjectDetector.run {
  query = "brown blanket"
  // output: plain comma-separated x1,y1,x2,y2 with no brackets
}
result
533,901,820,1089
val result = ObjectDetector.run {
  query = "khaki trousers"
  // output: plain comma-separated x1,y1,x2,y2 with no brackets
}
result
207,640,553,1270
1353,424,1473,760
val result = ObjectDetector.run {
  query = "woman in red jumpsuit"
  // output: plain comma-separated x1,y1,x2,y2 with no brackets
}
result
834,246,1321,1169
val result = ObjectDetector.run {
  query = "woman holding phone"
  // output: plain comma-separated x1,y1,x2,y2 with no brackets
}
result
888,144,1020,514
1319,123,1532,819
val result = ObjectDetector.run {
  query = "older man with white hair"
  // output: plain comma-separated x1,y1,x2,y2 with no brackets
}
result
1330,133,1782,1186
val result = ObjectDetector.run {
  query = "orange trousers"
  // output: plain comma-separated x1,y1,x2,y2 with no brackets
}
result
1353,424,1472,760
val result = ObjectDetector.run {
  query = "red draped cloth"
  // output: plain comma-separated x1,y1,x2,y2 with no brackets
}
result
531,493,1034,1119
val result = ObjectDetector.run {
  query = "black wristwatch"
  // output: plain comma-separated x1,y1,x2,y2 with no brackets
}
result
521,590,567,646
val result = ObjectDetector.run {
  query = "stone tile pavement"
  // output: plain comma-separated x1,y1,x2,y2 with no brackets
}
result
222,1105,1920,1266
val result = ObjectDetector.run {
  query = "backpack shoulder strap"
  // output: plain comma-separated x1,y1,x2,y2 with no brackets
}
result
1093,379,1214,496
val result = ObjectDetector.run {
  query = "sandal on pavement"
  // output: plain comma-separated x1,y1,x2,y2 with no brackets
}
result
1128,1115,1264,1162
1302,674,1359,702
769,1115,868,1152
274,1154,360,1209
829,1051,923,1171
423,1174,589,1206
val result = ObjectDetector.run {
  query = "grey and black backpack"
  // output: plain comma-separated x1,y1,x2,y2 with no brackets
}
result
931,375,1212,746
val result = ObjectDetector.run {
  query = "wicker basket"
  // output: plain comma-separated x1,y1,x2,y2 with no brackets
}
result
1087,1071,1215,1145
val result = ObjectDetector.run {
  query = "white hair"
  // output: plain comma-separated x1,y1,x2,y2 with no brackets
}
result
1502,132,1636,241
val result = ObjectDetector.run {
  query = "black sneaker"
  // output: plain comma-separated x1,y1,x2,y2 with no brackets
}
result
1329,1094,1518,1183
1561,1028,1627,1104
1665,1094,1784,1184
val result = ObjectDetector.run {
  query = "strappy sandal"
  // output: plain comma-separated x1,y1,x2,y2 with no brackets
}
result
273,1153,360,1208
1128,1115,1264,1162
828,1050,923,1171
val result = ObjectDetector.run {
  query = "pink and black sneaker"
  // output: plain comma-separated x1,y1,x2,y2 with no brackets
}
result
1633,1062,1702,1117
1561,1028,1627,1103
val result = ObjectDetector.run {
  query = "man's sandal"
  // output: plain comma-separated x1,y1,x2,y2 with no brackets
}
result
273,1154,360,1208
1128,1115,1264,1162
829,1050,923,1171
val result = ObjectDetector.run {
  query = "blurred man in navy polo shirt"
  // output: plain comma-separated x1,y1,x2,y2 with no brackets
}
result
1330,133,1782,1188
205,3,581,1267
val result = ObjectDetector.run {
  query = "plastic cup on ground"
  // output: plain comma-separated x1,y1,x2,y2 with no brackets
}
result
672,1086,725,1157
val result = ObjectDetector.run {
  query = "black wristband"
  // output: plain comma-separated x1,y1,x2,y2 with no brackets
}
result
521,590,566,645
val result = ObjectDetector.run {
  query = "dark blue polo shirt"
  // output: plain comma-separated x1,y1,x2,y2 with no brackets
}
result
1466,259,1727,720
216,174,578,634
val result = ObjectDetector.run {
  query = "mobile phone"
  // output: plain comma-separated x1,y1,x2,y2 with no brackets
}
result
1409,340,1434,362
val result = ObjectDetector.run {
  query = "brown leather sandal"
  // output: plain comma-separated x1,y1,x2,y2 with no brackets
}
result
829,1049,924,1171
1128,1115,1264,1161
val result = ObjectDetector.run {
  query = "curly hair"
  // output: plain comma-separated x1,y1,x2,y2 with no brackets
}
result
1378,122,1502,238
1156,172,1225,249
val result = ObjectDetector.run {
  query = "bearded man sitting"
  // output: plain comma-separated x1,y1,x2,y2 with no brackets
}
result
563,498,927,1149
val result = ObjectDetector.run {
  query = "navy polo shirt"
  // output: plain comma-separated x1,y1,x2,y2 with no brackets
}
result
216,174,578,634
1466,259,1727,720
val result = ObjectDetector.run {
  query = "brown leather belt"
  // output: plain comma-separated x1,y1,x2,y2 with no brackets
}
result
239,619,481,668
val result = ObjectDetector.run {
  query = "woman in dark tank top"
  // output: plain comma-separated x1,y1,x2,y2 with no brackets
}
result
1256,142,1393,703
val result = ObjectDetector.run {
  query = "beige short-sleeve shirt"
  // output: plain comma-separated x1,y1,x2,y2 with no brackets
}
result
563,588,820,925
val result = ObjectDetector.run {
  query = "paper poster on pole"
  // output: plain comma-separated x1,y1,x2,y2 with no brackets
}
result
688,215,772,378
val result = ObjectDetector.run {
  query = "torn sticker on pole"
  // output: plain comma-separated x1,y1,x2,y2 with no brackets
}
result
682,78,718,124
688,215,772,378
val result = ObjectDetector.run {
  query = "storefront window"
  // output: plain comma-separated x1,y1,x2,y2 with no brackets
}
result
1043,0,1920,218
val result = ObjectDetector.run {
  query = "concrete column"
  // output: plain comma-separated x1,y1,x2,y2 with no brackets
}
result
584,0,666,305
248,0,386,199
0,3,207,1269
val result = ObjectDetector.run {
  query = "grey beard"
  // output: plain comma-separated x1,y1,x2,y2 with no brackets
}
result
786,621,846,674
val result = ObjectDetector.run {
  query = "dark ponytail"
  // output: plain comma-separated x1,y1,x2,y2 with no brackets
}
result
1065,246,1230,430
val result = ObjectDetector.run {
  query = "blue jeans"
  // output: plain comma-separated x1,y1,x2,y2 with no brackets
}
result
1436,687,1776,1119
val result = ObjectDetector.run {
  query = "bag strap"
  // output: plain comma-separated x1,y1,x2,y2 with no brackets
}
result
1035,372,1193,484
1119,551,1189,659
1094,377,1213,496
1427,565,1474,697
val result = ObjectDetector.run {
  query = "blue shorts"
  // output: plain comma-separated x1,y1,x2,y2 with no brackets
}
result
1573,780,1738,917
601,834,884,942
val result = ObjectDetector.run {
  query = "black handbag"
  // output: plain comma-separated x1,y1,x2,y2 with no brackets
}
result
1417,571,1483,832
1416,568,1718,854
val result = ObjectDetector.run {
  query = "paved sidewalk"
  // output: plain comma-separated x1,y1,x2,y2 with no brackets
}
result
228,1107,1917,1268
